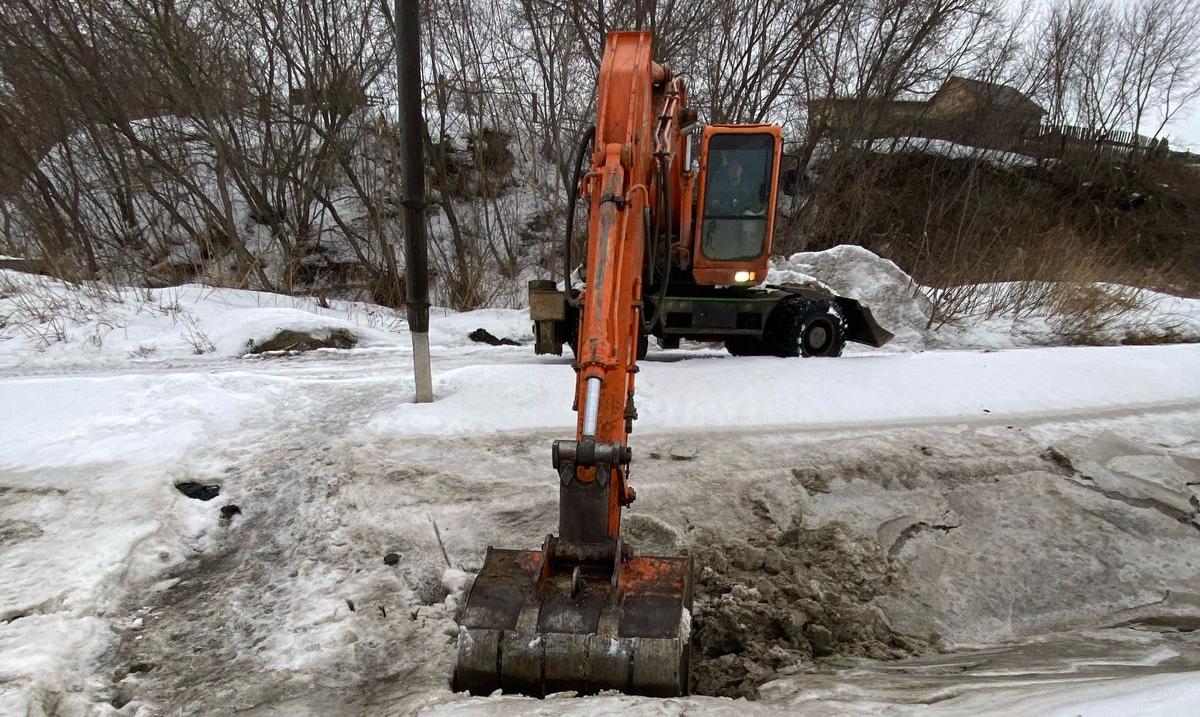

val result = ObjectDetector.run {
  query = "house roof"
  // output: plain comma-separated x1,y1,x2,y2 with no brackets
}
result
940,76,1045,116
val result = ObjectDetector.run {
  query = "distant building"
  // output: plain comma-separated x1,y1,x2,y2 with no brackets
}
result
809,76,1046,151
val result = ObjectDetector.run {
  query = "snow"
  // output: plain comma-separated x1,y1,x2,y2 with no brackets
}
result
758,666,1200,717
5,246,1195,374
861,136,1039,168
0,368,291,713
369,343,1200,439
0,615,114,716
2,263,1199,715
0,372,283,469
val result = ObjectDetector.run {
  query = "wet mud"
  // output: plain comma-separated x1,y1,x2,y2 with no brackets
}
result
688,523,925,698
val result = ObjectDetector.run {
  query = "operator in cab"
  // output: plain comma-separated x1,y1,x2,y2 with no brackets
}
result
708,158,759,215
701,147,770,263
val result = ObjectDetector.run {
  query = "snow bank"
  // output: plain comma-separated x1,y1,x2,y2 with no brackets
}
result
769,247,1200,351
0,272,402,367
0,271,533,371
927,281,1200,350
4,244,1196,371
428,307,533,350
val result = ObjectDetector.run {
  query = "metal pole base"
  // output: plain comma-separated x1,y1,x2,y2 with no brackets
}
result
411,330,434,403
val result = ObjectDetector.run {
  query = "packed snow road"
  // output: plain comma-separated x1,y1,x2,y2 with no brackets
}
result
3,338,1200,716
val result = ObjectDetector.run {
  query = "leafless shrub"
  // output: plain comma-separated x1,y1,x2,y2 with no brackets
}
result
128,343,159,359
179,312,216,354
922,224,1156,340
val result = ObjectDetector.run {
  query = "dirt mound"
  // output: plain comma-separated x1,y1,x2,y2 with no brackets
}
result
247,328,357,354
688,522,925,698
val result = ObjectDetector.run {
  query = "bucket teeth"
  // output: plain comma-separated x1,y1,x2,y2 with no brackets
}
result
454,548,693,697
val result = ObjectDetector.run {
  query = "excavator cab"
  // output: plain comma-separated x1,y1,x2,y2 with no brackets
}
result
691,125,782,287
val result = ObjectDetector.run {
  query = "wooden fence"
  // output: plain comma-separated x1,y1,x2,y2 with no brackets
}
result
1019,122,1170,160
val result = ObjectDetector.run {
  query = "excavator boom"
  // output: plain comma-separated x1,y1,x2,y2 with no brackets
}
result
455,31,694,697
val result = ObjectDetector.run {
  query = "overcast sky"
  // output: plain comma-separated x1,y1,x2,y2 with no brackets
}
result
1166,109,1200,152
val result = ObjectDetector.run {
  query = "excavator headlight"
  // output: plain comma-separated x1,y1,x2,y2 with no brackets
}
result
734,270,755,283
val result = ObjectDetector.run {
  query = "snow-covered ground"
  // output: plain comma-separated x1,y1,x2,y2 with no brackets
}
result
859,136,1039,168
2,254,1200,716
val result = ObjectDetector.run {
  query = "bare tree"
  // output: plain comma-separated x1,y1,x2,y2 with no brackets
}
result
1115,0,1200,141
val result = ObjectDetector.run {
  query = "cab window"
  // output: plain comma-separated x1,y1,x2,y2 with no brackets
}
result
700,132,775,262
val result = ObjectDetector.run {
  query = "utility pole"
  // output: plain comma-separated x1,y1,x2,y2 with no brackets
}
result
395,0,433,403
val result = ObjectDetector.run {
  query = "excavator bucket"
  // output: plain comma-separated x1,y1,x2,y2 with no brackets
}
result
455,546,694,697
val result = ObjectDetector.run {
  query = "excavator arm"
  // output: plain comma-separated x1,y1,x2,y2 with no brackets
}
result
561,33,663,546
455,32,694,697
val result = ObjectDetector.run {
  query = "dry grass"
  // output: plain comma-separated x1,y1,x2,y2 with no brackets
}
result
794,146,1200,343
920,225,1162,342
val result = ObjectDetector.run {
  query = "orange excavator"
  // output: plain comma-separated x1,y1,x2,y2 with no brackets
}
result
454,31,891,698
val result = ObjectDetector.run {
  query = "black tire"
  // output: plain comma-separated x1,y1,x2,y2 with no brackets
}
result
566,321,579,360
724,335,767,356
637,331,649,361
764,298,847,358
799,307,847,357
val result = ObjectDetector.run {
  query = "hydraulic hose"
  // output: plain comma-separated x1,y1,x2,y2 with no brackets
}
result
642,155,672,333
564,126,595,308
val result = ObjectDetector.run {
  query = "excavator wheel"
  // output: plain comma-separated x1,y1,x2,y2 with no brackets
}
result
799,305,847,357
765,298,847,358
723,335,766,356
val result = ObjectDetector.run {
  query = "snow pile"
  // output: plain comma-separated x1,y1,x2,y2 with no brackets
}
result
769,246,934,349
2,244,1196,374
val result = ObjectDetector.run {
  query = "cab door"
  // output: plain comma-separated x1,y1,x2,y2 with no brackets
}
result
691,125,782,286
